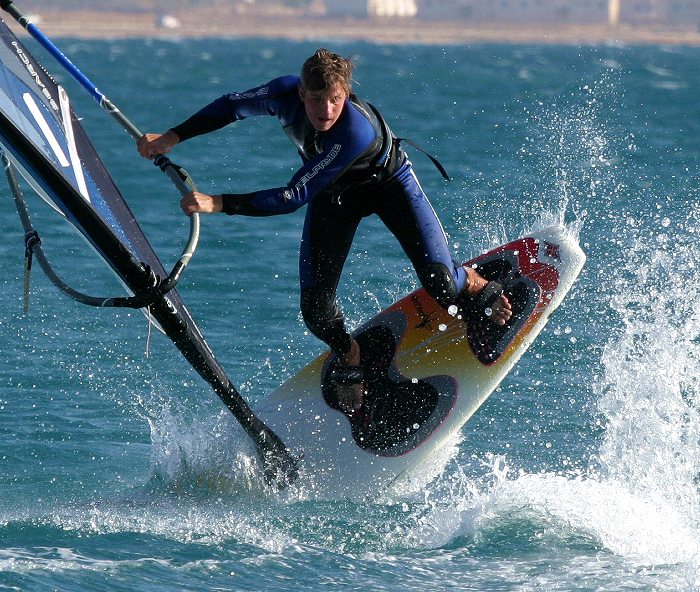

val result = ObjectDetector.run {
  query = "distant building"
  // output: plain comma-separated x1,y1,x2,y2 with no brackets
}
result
325,0,700,26
326,0,417,18
607,0,700,25
368,0,417,17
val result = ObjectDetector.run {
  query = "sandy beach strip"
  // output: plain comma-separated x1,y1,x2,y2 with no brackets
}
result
3,8,700,46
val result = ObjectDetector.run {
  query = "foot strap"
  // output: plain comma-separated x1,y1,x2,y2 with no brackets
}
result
328,364,365,385
464,281,504,317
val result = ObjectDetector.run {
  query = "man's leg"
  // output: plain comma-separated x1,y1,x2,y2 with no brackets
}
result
377,166,465,301
299,193,365,413
377,165,512,324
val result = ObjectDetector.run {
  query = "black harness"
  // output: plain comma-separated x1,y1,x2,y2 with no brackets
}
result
333,97,449,202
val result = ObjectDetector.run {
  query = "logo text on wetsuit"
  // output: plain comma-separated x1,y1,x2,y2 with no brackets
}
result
227,86,269,101
294,143,341,194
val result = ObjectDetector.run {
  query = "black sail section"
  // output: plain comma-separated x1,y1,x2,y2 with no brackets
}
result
0,16,230,379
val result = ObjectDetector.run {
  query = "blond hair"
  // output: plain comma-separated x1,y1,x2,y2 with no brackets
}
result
300,48,354,94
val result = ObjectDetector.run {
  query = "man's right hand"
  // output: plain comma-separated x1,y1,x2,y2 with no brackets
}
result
136,130,180,159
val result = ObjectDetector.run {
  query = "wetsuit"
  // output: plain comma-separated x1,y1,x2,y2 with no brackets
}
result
171,75,467,356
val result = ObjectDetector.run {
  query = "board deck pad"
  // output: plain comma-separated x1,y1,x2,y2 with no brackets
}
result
256,226,585,498
465,248,542,363
321,313,458,457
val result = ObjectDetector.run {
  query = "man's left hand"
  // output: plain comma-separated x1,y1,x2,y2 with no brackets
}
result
180,191,224,215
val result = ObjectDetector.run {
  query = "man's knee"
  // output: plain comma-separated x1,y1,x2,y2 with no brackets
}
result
300,287,351,354
417,262,458,308
301,286,332,328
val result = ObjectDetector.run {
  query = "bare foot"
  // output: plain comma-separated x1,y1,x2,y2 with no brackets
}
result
336,338,365,414
464,267,513,326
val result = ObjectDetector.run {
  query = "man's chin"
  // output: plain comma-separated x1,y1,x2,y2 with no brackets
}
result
314,120,333,131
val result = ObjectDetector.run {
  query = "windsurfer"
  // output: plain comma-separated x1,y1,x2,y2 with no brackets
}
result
137,48,512,416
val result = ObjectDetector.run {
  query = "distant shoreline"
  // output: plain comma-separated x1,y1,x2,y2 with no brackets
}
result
5,8,700,46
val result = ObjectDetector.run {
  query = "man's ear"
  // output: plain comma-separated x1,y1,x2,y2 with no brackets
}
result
298,85,305,101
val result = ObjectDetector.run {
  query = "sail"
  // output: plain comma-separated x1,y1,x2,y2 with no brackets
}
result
0,14,297,486
0,18,174,301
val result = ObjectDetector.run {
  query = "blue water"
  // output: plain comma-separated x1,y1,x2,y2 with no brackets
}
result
2,35,700,591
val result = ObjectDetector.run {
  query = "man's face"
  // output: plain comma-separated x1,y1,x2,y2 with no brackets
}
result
299,83,347,132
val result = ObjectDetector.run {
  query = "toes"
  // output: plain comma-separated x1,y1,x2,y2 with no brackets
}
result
491,295,513,325
337,385,364,414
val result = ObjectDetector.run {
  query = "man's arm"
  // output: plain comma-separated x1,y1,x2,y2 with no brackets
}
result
179,191,274,218
136,75,301,158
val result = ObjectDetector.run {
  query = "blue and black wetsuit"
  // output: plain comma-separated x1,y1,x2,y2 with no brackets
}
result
171,75,467,356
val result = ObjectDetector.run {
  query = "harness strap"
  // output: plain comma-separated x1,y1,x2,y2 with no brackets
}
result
396,137,450,182
366,102,450,182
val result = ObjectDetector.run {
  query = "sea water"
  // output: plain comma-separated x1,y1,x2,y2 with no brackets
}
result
1,36,700,591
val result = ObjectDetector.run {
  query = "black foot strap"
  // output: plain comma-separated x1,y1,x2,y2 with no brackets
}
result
328,363,365,385
462,280,504,319
461,254,541,364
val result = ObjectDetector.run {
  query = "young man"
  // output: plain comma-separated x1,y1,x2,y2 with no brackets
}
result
137,48,512,416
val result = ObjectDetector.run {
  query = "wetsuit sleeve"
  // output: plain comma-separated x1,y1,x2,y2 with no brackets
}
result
219,144,359,215
170,75,300,141
221,192,271,217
